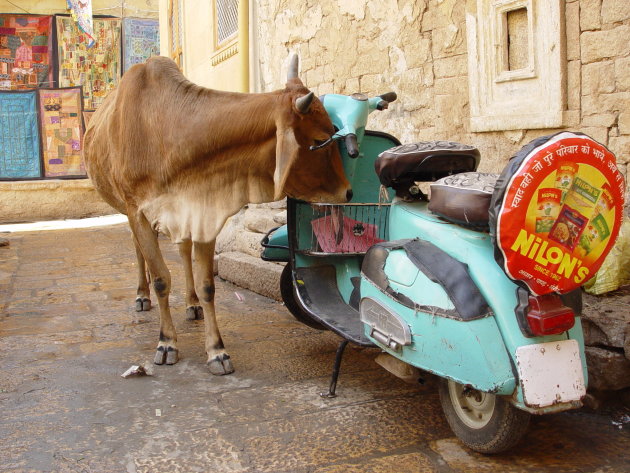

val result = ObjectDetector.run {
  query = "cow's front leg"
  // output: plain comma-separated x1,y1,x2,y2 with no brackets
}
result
128,211,179,365
192,240,233,375
178,240,203,320
133,238,151,311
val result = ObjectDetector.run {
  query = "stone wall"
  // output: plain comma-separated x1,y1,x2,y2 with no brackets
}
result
254,0,629,199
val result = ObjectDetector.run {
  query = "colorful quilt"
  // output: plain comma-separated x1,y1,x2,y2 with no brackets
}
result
0,15,53,90
57,16,122,110
0,91,41,179
39,87,86,177
66,0,95,47
122,18,160,73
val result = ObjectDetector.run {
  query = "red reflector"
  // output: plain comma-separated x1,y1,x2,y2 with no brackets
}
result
527,294,575,336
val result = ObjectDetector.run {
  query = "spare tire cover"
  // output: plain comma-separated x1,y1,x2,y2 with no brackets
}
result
489,132,626,295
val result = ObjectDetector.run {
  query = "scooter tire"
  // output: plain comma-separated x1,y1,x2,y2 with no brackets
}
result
280,264,327,331
438,378,531,454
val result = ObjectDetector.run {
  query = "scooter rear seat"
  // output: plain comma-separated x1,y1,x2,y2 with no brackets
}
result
428,172,500,228
375,141,481,189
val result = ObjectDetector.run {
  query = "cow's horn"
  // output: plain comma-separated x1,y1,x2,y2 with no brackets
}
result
287,54,299,80
295,91,314,114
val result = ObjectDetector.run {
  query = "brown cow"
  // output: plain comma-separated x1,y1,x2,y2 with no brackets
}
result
84,55,351,375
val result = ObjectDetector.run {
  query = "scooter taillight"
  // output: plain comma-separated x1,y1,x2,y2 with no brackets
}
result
526,294,575,336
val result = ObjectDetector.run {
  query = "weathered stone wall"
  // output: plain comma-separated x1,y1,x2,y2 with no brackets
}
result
255,0,629,199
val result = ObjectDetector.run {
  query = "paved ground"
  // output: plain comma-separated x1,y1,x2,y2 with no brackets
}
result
0,224,629,473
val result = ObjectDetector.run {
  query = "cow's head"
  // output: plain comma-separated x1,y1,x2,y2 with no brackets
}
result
273,56,352,203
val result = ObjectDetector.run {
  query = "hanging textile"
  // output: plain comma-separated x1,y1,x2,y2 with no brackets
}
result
38,87,86,177
0,90,41,179
56,16,122,110
122,18,160,73
0,15,54,90
65,0,95,47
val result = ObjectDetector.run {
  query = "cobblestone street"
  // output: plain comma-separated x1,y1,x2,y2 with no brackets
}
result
0,224,629,472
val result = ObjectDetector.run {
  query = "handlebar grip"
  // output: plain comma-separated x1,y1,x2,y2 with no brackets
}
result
379,91,397,103
345,134,359,158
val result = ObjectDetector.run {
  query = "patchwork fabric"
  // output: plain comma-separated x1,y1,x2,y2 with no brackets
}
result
123,18,159,72
39,87,85,177
66,0,96,46
57,16,122,109
0,90,41,178
0,15,53,90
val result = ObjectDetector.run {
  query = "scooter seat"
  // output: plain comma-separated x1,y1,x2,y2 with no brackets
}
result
375,141,481,196
428,172,499,228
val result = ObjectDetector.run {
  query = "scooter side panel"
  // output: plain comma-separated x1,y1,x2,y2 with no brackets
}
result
387,201,588,410
360,279,516,394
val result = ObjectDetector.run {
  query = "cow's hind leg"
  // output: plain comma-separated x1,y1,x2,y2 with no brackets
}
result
178,240,203,320
192,240,233,375
128,212,179,365
133,239,151,311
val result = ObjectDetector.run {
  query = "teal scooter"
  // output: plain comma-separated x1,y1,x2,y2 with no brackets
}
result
261,92,625,453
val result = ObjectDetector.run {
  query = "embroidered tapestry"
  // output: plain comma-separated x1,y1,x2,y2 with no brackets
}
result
57,16,121,110
122,18,159,73
0,15,53,90
0,90,41,179
39,87,86,177
66,0,95,47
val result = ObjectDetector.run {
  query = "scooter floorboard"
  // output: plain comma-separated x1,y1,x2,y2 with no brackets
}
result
295,265,375,347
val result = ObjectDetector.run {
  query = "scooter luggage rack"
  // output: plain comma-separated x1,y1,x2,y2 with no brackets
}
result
296,202,391,256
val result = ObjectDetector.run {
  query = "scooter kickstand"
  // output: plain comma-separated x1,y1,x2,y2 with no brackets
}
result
320,340,349,399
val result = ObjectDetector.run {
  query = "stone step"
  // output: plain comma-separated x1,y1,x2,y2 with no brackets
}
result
217,251,284,301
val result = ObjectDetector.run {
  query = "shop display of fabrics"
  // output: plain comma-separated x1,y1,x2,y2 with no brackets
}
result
0,15,54,90
0,90,42,179
122,18,159,73
39,87,85,177
56,16,122,110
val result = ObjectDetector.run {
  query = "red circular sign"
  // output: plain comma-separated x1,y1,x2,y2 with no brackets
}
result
495,132,625,295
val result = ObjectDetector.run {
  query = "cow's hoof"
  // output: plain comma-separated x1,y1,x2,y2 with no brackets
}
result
186,305,204,320
207,353,234,375
154,345,178,365
135,297,151,312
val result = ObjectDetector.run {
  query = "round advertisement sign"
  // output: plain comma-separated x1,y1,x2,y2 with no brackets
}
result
490,132,626,296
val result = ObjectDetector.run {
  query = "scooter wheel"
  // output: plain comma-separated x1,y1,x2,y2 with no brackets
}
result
280,264,327,331
438,378,531,454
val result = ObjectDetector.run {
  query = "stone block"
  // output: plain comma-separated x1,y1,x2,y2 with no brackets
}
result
601,0,630,24
580,25,630,64
243,209,278,234
432,23,466,60
585,346,630,390
360,74,386,95
567,60,581,111
582,91,630,115
273,211,287,225
234,230,266,258
217,251,283,301
433,54,467,79
565,1,581,61
619,112,630,135
581,60,615,96
615,56,630,91
608,136,630,164
577,126,609,145
433,76,467,97
400,31,432,69
580,0,602,31
581,112,617,128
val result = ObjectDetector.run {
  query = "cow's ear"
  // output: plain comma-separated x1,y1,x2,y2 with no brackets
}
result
274,127,299,200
